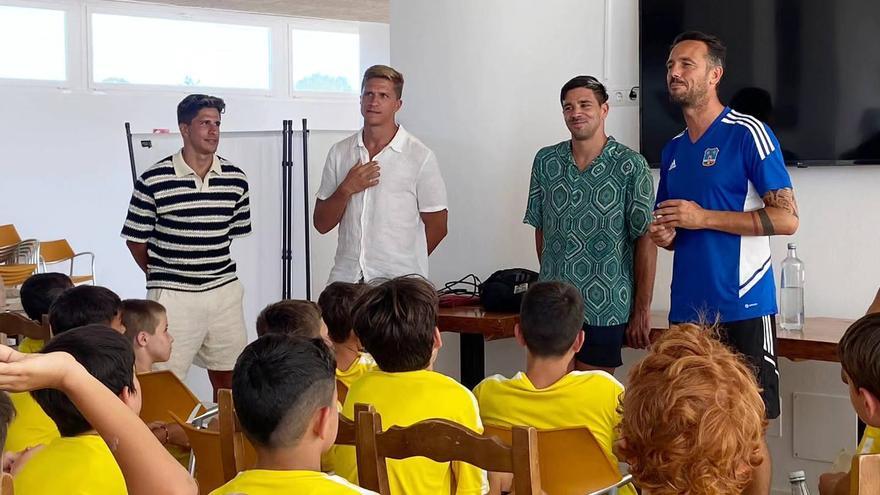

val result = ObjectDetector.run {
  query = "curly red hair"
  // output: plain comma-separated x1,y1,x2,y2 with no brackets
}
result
617,324,766,495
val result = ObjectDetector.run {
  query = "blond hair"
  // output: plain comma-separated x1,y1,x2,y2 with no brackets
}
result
362,65,404,99
617,324,766,495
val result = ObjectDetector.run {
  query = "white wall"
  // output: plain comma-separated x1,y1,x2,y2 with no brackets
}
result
391,0,880,492
0,3,389,400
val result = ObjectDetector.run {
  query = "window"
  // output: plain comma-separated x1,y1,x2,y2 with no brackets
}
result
291,28,360,94
0,5,66,81
91,13,271,90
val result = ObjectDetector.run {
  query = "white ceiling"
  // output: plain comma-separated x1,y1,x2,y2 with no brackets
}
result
125,0,389,23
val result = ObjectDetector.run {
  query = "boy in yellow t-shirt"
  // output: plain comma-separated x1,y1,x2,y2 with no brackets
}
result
334,276,486,495
318,282,377,389
210,334,376,495
122,299,192,460
6,283,123,454
256,299,329,342
122,299,173,374
473,281,633,495
14,325,138,494
819,313,880,495
17,273,73,354
5,274,71,455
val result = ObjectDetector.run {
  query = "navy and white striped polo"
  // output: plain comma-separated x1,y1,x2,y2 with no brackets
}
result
121,151,252,292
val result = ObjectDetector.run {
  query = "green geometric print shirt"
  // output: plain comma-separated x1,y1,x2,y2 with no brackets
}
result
524,138,655,326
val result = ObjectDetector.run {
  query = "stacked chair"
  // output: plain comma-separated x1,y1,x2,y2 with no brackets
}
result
0,224,96,290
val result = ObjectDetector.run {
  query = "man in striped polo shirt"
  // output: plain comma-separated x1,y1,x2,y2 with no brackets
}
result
122,94,251,396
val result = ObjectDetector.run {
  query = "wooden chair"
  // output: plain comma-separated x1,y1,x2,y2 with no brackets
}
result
0,264,37,288
335,403,373,447
0,472,12,495
484,425,634,495
137,370,206,425
337,379,349,405
39,239,95,285
0,313,52,342
170,412,224,495
851,453,880,494
218,388,257,481
356,410,541,495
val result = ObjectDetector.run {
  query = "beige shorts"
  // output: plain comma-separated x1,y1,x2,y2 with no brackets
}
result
147,279,247,379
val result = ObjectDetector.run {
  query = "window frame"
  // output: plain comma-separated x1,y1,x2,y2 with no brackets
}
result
288,18,361,100
85,2,279,96
0,0,76,88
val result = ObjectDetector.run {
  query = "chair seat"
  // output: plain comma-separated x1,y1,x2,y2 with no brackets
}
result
70,275,94,285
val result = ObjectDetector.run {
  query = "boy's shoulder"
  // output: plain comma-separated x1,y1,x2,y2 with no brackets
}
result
210,469,377,495
15,435,125,493
565,369,625,391
349,369,477,410
476,370,623,400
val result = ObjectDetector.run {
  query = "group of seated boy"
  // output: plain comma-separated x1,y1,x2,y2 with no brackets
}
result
0,272,879,495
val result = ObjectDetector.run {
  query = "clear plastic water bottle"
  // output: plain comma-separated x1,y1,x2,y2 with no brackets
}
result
780,243,805,331
789,470,810,495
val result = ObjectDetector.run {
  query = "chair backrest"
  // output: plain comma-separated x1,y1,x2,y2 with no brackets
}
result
169,412,224,495
335,403,373,446
337,379,349,405
39,240,75,264
0,472,12,495
851,453,880,494
484,424,629,495
0,225,21,249
218,388,257,481
137,370,205,424
0,265,37,287
356,410,541,495
0,313,52,341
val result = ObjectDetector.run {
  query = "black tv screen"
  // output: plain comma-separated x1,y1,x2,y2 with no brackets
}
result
639,0,880,167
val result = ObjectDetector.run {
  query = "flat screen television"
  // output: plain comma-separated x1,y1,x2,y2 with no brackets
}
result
639,0,880,167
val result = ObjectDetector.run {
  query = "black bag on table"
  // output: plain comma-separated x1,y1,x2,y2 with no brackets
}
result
479,268,539,312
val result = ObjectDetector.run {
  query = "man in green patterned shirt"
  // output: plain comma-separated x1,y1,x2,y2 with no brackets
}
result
524,76,657,374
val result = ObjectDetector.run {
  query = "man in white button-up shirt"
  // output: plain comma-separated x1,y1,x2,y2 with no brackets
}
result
314,65,449,284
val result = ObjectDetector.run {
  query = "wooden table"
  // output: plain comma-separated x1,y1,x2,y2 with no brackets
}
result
438,306,854,389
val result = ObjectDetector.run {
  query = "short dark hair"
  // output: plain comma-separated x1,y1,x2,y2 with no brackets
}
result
49,285,121,335
671,31,727,68
33,325,135,436
177,94,226,125
318,282,370,344
233,335,336,448
519,281,584,357
560,75,609,106
839,313,880,399
0,392,15,447
122,299,166,340
353,276,438,372
256,300,322,339
20,273,73,322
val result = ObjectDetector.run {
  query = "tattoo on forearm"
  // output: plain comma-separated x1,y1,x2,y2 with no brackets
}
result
763,188,799,218
756,209,775,235
750,212,760,236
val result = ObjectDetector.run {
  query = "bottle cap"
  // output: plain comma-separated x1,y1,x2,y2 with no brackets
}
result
788,470,806,482
788,242,797,249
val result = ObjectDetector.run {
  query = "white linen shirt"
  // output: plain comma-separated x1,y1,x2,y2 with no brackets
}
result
317,126,448,283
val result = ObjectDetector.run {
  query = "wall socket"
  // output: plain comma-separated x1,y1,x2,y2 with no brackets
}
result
608,86,639,107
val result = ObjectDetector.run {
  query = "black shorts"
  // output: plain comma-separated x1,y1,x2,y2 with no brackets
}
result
673,315,781,419
574,322,628,369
